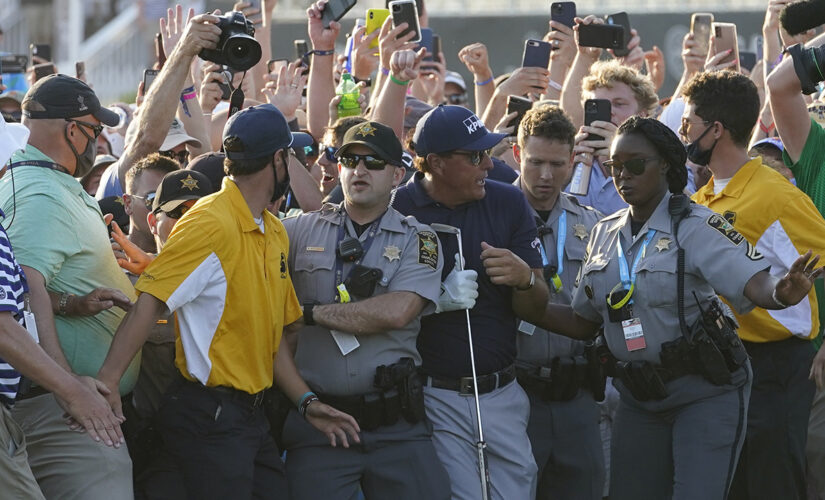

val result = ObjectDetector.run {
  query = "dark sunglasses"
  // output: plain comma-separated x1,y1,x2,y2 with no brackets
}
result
159,201,194,220
131,191,156,211
450,149,491,166
446,93,467,105
603,157,661,177
338,154,387,170
65,118,103,139
322,145,337,162
159,149,190,165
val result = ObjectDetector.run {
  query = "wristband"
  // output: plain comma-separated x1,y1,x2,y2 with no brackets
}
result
381,67,390,76
475,76,494,86
389,74,409,86
57,293,74,316
514,272,535,291
772,288,789,309
299,394,319,418
296,391,315,408
308,49,335,56
303,303,315,326
548,79,563,92
181,85,196,96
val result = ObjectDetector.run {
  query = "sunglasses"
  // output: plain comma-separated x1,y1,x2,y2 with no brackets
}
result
159,200,195,220
159,149,190,165
450,149,491,166
603,157,661,177
322,145,337,162
65,118,103,139
338,154,387,170
446,93,467,105
131,191,156,211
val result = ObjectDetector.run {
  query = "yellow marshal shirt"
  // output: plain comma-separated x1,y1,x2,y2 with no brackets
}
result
136,178,301,394
692,158,825,343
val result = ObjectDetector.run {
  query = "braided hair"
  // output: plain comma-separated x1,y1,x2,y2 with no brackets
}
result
616,116,688,194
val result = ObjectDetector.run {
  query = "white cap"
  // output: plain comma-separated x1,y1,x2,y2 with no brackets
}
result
444,71,467,91
0,115,29,166
159,118,202,151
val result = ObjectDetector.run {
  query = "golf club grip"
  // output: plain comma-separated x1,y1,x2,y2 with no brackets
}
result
477,443,492,500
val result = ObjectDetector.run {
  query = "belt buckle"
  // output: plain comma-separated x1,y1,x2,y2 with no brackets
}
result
252,391,265,408
459,377,474,395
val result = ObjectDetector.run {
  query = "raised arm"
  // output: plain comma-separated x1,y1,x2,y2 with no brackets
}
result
305,0,341,139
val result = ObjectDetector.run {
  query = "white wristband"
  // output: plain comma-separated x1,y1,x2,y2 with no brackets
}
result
548,79,563,92
772,287,789,309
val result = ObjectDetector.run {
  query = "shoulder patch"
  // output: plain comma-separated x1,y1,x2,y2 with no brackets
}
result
706,213,745,245
745,242,763,261
417,231,439,270
723,211,736,226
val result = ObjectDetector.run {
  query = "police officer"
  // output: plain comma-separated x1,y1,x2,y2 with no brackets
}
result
512,105,605,499
280,121,451,499
534,117,822,500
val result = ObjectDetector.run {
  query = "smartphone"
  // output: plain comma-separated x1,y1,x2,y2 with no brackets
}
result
577,24,624,50
713,22,740,73
584,99,611,141
739,51,757,72
294,39,310,74
1,55,27,74
267,58,288,74
75,61,85,80
142,68,159,94
155,32,166,68
385,0,422,14
33,63,56,82
321,0,358,29
550,2,576,29
605,12,631,57
522,39,552,68
390,0,421,43
432,34,442,62
366,9,390,49
691,13,714,57
420,28,434,61
507,95,532,133
29,44,51,63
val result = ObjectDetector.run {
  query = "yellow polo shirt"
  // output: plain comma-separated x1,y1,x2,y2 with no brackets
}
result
693,158,825,343
136,178,301,394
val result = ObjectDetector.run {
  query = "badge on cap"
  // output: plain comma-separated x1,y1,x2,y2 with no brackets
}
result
573,223,588,240
383,245,401,262
655,238,671,252
180,174,199,191
356,123,376,137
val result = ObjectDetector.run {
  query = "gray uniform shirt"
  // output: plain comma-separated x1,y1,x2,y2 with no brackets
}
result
572,193,768,364
516,190,603,364
282,204,443,396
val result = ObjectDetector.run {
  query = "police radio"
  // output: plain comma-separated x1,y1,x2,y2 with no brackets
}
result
337,236,364,262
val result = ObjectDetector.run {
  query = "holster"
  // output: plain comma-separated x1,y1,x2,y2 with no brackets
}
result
584,336,610,402
373,357,424,426
615,360,668,401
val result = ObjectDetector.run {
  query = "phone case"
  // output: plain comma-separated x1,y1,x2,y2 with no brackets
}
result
420,28,434,61
366,9,390,49
739,51,757,72
143,69,159,93
584,99,611,141
712,22,740,72
550,2,576,29
605,12,631,57
390,0,421,43
578,24,624,50
507,96,532,131
522,40,552,68
691,13,714,56
321,0,358,29
432,35,442,62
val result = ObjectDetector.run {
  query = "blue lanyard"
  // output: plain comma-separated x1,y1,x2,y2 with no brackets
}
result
8,161,70,175
616,229,656,290
333,213,382,288
538,211,567,291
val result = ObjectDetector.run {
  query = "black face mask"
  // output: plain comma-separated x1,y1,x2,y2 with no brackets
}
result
271,150,291,203
685,123,718,167
64,124,96,178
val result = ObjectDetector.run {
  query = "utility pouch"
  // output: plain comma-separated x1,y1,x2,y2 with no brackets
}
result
381,389,402,427
361,393,383,431
584,341,607,402
401,371,425,423
692,330,733,386
549,357,579,401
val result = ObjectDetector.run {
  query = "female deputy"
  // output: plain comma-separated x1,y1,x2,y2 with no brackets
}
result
535,116,822,499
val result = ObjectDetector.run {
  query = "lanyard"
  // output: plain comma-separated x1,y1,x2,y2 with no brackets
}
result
538,211,567,292
333,213,382,302
609,229,655,309
8,161,70,175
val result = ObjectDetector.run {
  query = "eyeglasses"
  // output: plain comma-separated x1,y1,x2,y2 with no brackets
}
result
449,149,491,166
158,200,195,220
159,149,190,165
321,145,337,162
65,119,103,139
445,93,467,105
679,117,710,137
131,191,156,211
603,157,661,177
338,154,387,170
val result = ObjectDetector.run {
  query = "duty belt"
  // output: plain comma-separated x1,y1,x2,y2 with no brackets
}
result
515,358,590,402
317,390,406,431
424,364,516,396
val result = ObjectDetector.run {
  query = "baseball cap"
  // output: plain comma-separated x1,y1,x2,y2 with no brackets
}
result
444,71,467,91
160,118,202,151
152,169,213,214
98,196,129,234
21,74,119,126
404,96,432,131
187,152,226,194
751,137,784,153
93,154,118,170
222,104,312,160
412,105,506,157
0,90,24,106
335,121,403,167
0,114,29,167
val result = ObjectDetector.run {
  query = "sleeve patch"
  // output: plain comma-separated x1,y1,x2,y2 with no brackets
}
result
706,214,745,245
417,231,439,270
746,242,763,261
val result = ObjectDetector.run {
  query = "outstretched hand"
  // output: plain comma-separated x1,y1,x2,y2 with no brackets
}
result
305,400,361,448
775,250,823,306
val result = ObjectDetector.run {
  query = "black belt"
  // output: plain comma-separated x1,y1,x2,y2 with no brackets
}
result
179,377,266,409
317,390,403,431
425,364,516,395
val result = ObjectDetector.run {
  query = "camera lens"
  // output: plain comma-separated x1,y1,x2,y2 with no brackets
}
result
225,35,262,71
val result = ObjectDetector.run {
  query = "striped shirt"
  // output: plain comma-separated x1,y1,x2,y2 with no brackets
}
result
0,209,24,405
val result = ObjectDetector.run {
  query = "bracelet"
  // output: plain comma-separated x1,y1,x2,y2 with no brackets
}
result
303,303,315,326
381,67,390,76
308,49,335,57
181,90,197,101
299,394,319,418
57,293,74,316
475,76,494,86
758,119,775,135
548,79,563,92
772,288,789,309
181,85,195,95
514,272,535,291
296,391,315,408
389,74,409,86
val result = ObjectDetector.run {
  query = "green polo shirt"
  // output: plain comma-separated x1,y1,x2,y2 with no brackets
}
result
0,145,139,394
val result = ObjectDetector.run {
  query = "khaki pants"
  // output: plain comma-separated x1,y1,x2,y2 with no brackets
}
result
0,404,44,499
11,393,133,500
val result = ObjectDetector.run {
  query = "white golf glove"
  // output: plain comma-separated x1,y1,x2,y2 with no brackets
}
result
436,253,479,313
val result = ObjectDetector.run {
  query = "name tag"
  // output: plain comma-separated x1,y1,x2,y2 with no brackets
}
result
622,318,646,351
518,320,536,336
330,330,360,355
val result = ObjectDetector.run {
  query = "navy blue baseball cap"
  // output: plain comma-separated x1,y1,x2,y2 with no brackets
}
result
222,104,312,160
412,104,506,157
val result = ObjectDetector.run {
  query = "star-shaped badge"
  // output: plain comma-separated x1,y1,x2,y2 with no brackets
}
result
356,123,376,137
180,174,199,191
573,223,588,240
383,245,401,262
655,238,672,252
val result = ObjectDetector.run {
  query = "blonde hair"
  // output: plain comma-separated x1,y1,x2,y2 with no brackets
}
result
582,60,658,117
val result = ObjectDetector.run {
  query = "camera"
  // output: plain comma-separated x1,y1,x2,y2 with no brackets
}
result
788,44,825,95
199,11,261,72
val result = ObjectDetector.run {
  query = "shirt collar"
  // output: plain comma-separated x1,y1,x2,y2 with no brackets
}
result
319,202,406,234
605,191,673,241
405,171,437,208
693,157,761,203
222,177,279,234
